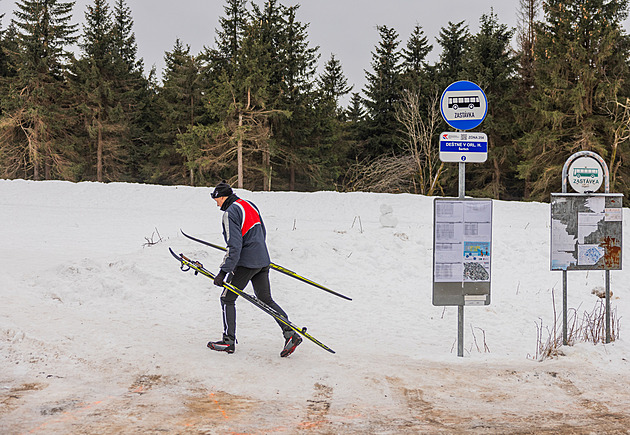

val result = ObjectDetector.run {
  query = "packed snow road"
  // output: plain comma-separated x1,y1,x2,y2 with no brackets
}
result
2,349,630,433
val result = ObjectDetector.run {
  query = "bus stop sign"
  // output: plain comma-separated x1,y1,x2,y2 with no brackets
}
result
440,81,488,131
567,155,604,193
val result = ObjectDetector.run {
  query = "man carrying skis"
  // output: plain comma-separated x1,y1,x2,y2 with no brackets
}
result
207,181,302,357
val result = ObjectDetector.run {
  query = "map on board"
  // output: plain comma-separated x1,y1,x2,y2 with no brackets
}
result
550,194,623,271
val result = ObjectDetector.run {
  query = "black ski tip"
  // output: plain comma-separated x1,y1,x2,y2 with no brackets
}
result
180,229,196,239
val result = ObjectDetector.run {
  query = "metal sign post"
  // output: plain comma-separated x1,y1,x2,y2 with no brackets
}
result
458,161,465,357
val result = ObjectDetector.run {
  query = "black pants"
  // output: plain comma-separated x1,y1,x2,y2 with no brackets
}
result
220,265,290,341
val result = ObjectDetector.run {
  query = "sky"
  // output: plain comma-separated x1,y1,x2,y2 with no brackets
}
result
1,179,629,431
0,0,525,96
2,0,629,104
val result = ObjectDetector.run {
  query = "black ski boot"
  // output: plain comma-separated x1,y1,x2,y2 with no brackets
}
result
207,336,235,354
280,331,302,357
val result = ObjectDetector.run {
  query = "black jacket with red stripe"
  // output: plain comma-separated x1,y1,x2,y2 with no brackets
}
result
219,194,271,273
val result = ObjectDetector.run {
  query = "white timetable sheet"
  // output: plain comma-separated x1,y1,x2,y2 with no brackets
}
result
433,199,492,283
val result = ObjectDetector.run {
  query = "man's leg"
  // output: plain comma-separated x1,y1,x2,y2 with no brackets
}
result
251,267,302,356
250,266,289,326
219,286,238,343
220,267,258,341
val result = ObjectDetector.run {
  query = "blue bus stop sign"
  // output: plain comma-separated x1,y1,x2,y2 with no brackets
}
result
440,81,488,130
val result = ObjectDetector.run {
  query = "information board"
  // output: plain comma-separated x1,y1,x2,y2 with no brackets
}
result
550,193,623,270
433,198,492,306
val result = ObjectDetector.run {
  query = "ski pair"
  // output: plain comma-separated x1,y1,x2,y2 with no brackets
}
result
169,248,335,355
180,230,351,301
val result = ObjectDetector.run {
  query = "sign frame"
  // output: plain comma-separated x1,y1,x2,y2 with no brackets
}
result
432,197,493,306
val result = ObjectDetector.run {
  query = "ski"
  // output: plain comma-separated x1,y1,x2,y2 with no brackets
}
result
180,230,352,301
169,247,335,354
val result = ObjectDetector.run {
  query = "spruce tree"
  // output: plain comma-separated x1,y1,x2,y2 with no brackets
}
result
66,0,148,183
310,53,354,189
272,4,319,190
249,0,286,108
346,92,365,124
463,11,519,199
435,20,470,88
110,0,148,181
201,0,265,188
69,0,120,182
158,39,203,185
213,0,248,79
516,0,541,91
399,24,436,152
111,0,140,73
202,1,277,190
518,0,630,199
0,0,78,180
0,18,17,119
362,25,403,158
343,92,366,174
401,24,432,94
0,15,14,80
205,1,319,191
317,53,352,119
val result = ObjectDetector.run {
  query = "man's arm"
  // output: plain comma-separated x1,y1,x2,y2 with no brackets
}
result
219,208,243,273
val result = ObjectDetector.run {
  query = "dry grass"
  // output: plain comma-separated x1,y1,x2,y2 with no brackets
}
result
534,290,620,360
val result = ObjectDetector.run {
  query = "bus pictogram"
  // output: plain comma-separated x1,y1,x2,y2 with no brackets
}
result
573,167,598,178
448,96,480,110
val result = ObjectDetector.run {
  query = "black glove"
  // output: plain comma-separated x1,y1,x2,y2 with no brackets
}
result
214,270,227,287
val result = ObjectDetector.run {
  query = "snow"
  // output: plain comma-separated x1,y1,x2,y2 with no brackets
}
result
1,179,629,433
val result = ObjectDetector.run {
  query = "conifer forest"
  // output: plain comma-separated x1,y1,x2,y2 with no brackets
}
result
0,0,629,201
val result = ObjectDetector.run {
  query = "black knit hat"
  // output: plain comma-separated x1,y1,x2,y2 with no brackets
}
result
211,181,233,198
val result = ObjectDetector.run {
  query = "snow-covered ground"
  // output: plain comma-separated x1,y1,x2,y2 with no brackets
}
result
1,179,629,433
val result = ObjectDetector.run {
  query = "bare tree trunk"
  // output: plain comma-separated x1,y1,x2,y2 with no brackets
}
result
493,156,501,199
396,90,442,195
97,117,103,182
44,151,51,180
238,113,243,188
30,127,40,181
190,95,194,129
262,142,270,191
517,0,540,87
428,162,444,196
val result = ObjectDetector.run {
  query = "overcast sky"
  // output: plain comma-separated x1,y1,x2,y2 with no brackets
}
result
1,0,628,102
